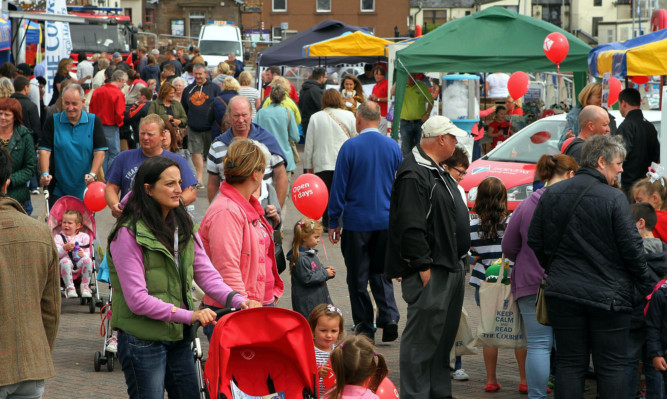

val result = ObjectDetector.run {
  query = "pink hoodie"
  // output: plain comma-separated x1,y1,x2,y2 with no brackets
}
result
199,181,283,306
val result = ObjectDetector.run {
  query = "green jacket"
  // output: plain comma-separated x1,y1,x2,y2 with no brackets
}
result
109,220,196,341
147,98,188,127
6,125,36,205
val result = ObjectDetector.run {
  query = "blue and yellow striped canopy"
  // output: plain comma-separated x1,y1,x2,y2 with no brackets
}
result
589,29,667,77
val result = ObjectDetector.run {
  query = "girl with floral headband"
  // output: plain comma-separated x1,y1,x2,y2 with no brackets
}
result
288,217,336,318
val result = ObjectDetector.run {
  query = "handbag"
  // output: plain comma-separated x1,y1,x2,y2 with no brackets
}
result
474,256,527,349
284,107,301,165
453,307,476,356
535,180,598,326
386,104,394,122
274,231,287,275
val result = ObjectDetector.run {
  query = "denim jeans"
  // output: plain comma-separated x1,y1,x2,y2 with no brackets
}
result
0,380,45,399
399,119,423,156
625,328,663,399
518,295,554,399
102,125,120,174
117,330,199,399
547,296,631,399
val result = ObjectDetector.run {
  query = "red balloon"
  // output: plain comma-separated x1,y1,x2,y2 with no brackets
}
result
84,181,107,213
291,174,328,220
322,362,336,391
507,71,530,100
543,32,569,64
375,377,399,399
630,76,650,84
608,77,622,107
560,136,575,153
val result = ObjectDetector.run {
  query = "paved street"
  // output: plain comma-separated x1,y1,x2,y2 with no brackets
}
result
36,150,600,398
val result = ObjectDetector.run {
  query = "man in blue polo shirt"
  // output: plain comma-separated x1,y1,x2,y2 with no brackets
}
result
104,114,197,218
39,84,107,207
328,101,402,343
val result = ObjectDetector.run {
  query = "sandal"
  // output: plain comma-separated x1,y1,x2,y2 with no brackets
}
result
484,383,501,392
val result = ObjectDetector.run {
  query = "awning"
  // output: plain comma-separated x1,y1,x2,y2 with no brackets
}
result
588,29,667,77
0,18,10,51
302,31,390,57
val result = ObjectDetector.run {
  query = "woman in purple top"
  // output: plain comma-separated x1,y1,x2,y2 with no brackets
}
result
502,154,578,399
108,156,260,399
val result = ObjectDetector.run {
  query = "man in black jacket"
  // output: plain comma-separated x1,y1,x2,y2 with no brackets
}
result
386,115,469,399
11,77,41,142
298,67,326,136
528,135,653,399
618,88,659,194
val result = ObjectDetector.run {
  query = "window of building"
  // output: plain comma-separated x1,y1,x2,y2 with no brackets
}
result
592,17,603,37
542,5,562,27
317,0,330,12
423,9,447,26
594,0,602,6
361,0,374,12
124,8,132,20
189,11,205,38
273,0,286,11
465,10,471,15
144,8,154,25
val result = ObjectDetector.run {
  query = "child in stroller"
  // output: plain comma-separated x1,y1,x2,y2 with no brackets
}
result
54,209,94,298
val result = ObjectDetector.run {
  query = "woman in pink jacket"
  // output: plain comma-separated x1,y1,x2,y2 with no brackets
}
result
199,138,283,339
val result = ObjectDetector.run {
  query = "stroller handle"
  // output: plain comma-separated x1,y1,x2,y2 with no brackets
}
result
190,291,240,342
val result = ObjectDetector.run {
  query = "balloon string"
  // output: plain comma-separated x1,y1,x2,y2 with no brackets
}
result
321,240,330,264
557,63,564,108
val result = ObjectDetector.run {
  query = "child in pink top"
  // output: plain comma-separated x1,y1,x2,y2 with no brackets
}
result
325,335,389,399
54,209,93,299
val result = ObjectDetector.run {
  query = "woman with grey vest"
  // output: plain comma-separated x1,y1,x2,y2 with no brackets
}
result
107,156,260,399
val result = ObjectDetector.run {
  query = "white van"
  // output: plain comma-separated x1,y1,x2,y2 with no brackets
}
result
197,23,243,69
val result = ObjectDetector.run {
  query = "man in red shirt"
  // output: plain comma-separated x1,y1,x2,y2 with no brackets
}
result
89,69,127,173
262,65,299,104
369,65,389,134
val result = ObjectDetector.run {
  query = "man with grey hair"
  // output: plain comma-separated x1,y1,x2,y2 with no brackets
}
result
328,101,402,343
206,96,287,204
89,69,127,173
226,52,244,78
386,115,469,398
528,134,652,398
563,104,610,164
182,63,221,188
39,84,107,206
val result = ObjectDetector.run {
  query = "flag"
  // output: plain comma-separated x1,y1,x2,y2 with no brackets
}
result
44,0,73,105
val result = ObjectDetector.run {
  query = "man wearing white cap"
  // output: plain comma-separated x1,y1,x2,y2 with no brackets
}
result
386,115,470,399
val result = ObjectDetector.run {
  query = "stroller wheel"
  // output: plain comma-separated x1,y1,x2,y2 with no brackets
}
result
88,297,96,314
94,351,102,372
106,353,115,372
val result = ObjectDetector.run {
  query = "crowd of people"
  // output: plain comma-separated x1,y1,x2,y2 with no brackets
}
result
0,46,665,399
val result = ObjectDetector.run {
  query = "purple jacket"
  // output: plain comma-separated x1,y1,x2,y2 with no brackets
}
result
503,187,546,300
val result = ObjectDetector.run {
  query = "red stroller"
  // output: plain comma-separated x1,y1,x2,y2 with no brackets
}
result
204,307,318,399
47,195,100,313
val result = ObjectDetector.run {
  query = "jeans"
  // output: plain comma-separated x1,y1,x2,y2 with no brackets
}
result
102,125,120,174
547,296,631,399
518,295,554,399
117,330,199,399
399,119,423,156
0,380,45,399
23,200,32,216
625,328,663,399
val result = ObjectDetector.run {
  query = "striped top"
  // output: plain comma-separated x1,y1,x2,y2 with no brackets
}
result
468,214,513,288
239,86,260,120
315,345,335,394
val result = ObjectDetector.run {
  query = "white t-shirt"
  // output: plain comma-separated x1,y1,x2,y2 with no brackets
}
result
486,73,510,98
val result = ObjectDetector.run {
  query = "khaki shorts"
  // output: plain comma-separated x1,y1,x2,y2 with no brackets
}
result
187,126,212,155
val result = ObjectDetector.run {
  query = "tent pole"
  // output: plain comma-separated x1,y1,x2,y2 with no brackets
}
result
660,76,664,111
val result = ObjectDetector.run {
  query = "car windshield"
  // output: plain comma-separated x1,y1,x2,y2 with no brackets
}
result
199,40,242,56
486,120,564,163
70,23,130,53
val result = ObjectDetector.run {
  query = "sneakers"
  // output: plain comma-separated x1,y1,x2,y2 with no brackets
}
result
31,188,40,195
106,335,118,354
80,285,92,298
452,369,469,381
66,286,78,298
196,182,205,190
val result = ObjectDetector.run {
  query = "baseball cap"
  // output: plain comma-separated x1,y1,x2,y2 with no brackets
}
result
16,63,32,76
112,52,122,59
421,115,468,138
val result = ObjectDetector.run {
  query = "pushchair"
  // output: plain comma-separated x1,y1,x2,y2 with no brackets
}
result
47,195,101,314
201,307,319,399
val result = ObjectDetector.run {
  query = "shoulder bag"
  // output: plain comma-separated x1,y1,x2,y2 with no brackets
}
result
536,180,598,325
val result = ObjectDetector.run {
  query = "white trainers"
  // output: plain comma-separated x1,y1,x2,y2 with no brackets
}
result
106,335,118,353
452,369,469,381
80,285,92,298
66,286,78,298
